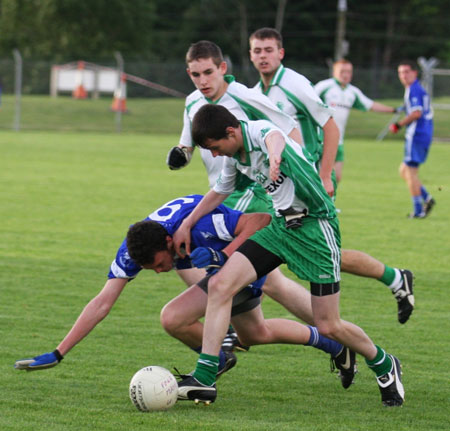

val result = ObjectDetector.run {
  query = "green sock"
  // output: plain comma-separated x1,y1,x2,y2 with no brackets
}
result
193,353,219,386
365,345,393,377
378,265,396,286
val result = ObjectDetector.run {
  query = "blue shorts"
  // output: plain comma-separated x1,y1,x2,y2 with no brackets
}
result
404,132,432,167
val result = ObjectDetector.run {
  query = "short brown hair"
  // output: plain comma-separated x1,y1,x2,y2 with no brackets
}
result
192,104,240,148
398,60,418,71
186,41,224,67
249,27,283,49
333,58,352,67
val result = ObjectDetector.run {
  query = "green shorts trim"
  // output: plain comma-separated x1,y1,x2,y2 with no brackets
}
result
335,144,344,162
224,183,273,214
249,216,341,284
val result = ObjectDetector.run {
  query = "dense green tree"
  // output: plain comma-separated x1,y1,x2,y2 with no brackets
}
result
0,0,448,65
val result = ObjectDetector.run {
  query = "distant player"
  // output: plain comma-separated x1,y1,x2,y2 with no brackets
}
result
315,59,397,183
248,28,414,324
389,60,435,218
15,195,355,391
173,105,405,407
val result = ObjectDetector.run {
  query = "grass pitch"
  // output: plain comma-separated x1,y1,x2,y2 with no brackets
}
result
1,110,449,430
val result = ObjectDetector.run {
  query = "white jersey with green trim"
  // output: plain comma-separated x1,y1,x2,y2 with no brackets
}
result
214,120,336,219
253,64,332,163
314,78,373,145
180,75,297,187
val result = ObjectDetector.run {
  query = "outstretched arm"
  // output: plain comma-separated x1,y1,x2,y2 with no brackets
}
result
371,102,398,113
57,278,128,355
15,278,127,370
265,130,286,181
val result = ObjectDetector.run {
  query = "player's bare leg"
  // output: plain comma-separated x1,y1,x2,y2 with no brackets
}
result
262,268,314,325
160,285,207,348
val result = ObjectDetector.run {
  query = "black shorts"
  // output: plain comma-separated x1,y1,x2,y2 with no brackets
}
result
237,239,340,297
197,274,261,317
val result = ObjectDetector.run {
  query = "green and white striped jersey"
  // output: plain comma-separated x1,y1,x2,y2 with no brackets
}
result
253,64,332,163
314,78,374,145
180,75,297,187
214,120,336,219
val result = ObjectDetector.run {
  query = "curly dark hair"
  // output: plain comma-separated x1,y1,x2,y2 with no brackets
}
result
126,220,169,266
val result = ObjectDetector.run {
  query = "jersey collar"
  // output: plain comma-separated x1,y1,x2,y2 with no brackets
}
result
233,121,252,166
259,64,285,95
204,75,235,103
333,77,348,89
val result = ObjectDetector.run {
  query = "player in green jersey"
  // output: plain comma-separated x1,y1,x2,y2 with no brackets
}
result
174,104,405,408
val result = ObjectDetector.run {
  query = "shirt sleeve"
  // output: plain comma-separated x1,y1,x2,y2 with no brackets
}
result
232,84,298,135
351,86,374,111
179,106,193,148
409,85,424,112
284,72,332,128
108,238,141,279
213,157,238,195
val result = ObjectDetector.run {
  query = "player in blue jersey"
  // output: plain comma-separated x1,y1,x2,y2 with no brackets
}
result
15,195,355,391
389,60,435,218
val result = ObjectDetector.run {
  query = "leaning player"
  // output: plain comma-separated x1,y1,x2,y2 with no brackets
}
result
174,104,405,407
166,40,333,349
15,194,355,390
389,60,435,218
315,58,398,183
248,27,414,324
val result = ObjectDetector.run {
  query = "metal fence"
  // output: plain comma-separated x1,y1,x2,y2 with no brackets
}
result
3,57,441,99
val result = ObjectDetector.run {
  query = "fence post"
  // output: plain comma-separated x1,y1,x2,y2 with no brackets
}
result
418,57,439,99
13,49,22,131
114,51,124,132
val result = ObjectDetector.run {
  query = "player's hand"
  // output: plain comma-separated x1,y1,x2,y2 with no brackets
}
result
173,222,192,257
394,106,404,113
269,154,282,181
389,123,401,134
166,146,191,170
15,349,64,371
321,176,335,197
191,247,228,268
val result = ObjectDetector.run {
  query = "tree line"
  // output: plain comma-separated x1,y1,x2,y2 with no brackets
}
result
0,0,448,68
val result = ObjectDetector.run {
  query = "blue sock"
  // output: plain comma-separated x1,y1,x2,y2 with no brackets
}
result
420,186,430,202
306,326,342,357
412,195,423,215
193,346,226,372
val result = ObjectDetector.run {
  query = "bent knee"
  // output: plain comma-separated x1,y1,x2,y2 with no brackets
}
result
314,320,342,339
160,303,181,333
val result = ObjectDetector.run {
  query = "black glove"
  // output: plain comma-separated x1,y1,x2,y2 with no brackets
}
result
166,146,190,170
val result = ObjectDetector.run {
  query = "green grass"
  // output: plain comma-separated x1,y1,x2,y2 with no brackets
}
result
1,109,449,430
0,95,449,140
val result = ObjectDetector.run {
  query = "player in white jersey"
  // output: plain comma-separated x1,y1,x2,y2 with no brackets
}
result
174,104,405,407
248,28,414,324
166,41,329,354
315,59,397,182
167,40,302,212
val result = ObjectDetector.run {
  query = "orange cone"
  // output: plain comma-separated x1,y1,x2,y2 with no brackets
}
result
111,73,128,112
72,61,88,99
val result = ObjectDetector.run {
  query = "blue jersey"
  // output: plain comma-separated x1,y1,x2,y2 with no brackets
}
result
404,79,433,143
108,194,267,297
108,195,242,279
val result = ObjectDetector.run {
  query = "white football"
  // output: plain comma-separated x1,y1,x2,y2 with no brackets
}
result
129,366,178,412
